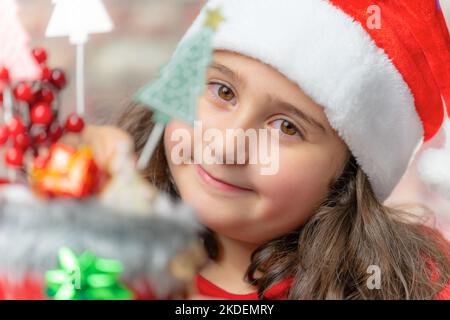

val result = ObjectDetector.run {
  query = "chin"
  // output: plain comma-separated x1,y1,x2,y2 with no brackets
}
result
188,195,244,230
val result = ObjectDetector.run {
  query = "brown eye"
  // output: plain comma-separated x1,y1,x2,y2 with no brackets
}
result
280,120,298,136
270,119,302,139
207,82,237,106
217,85,235,102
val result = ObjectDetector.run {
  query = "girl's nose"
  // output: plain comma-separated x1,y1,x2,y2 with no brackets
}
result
204,112,258,166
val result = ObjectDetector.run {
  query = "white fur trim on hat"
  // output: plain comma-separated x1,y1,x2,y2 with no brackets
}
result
179,0,424,202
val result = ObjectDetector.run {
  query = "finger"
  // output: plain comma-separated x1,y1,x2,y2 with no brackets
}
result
82,126,134,172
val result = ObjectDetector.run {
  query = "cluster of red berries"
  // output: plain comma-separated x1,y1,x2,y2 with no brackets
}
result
0,47,85,167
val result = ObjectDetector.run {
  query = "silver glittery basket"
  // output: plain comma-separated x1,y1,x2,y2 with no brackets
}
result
0,186,207,300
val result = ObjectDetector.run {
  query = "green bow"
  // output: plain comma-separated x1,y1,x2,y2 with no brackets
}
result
46,247,134,300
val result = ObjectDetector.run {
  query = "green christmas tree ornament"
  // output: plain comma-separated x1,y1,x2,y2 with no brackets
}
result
135,8,224,170
136,28,211,125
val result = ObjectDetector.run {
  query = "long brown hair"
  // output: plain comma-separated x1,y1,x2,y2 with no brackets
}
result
119,104,450,299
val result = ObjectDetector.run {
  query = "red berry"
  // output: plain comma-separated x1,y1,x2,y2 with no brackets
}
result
0,125,9,145
32,47,48,64
0,67,9,82
39,87,55,104
34,130,48,144
0,92,3,103
41,66,52,81
14,132,31,150
7,117,25,136
14,82,34,102
5,147,24,167
65,114,84,132
50,69,67,90
31,102,53,125
48,123,63,142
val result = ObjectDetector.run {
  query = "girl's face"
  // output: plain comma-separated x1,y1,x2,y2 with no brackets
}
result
164,51,349,244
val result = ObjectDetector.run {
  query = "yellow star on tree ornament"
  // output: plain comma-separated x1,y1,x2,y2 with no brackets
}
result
204,8,225,30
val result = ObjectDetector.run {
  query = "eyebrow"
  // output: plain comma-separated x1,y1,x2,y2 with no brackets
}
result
209,62,245,88
269,96,327,135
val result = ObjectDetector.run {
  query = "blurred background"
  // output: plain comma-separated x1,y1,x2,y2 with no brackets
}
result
15,0,450,238
18,0,205,123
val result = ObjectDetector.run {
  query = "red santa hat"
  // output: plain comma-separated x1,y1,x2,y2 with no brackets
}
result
180,0,450,202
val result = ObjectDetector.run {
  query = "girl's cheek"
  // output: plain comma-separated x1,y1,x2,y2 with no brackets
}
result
197,97,230,129
255,153,331,218
164,121,194,158
165,120,192,136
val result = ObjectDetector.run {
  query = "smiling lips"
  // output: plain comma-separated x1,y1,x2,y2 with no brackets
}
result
195,165,253,193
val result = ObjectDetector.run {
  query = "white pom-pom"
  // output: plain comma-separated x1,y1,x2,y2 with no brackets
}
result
418,119,450,199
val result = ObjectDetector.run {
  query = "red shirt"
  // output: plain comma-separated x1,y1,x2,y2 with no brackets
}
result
196,274,450,300
195,274,293,300
436,283,450,300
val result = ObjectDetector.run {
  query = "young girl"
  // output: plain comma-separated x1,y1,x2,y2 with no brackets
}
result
114,0,450,299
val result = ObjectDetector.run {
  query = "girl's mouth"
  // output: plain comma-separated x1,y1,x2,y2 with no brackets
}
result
195,165,253,193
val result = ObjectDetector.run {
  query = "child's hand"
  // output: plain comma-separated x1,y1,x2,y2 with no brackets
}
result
61,125,135,175
83,125,135,174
